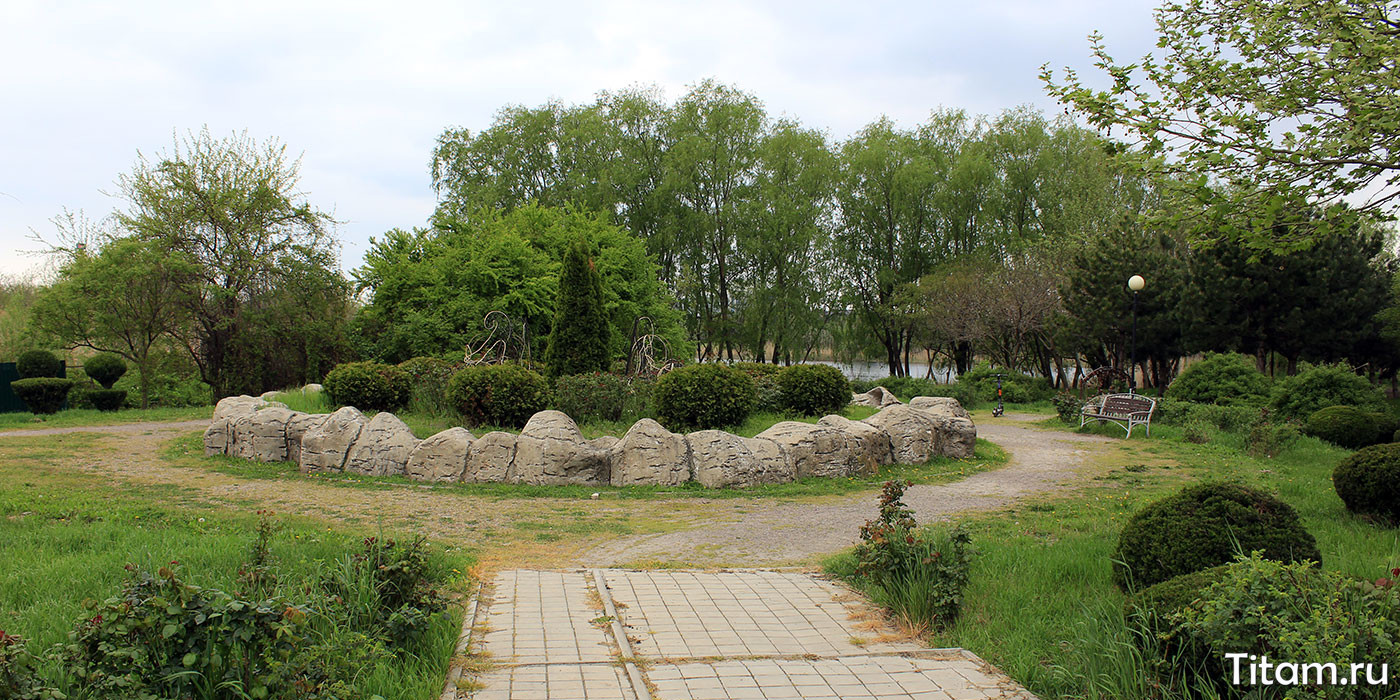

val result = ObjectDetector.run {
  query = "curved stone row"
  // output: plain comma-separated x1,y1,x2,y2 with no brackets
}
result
203,392,976,489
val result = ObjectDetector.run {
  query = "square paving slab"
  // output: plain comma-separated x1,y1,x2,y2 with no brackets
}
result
449,569,1035,700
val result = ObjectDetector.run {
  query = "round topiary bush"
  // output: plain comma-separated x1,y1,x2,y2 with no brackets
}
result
1368,411,1400,444
86,389,128,412
1269,363,1385,420
1332,443,1400,524
17,350,65,379
732,362,785,413
654,363,755,431
1166,353,1270,405
552,372,631,423
776,364,850,417
1112,482,1320,590
1305,405,1380,449
322,361,411,412
1127,565,1231,649
446,364,549,428
11,377,75,414
82,353,128,389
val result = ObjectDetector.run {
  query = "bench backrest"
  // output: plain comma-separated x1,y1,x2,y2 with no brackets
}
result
1099,393,1155,417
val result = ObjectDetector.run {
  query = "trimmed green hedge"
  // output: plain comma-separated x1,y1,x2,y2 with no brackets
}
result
446,364,549,428
323,361,411,412
1167,353,1270,405
776,364,850,417
1112,482,1320,590
83,353,128,389
17,350,64,379
11,377,75,414
87,389,128,412
1333,443,1400,524
654,363,754,431
1305,405,1379,449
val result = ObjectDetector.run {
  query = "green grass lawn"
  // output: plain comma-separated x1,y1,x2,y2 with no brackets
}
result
0,433,474,699
0,405,212,431
829,407,1400,700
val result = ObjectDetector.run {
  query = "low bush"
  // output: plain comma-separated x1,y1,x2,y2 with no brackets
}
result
1166,352,1270,405
16,350,63,379
1333,443,1400,524
1246,420,1301,458
776,364,850,417
0,631,56,700
654,363,755,431
1127,564,1231,661
877,376,978,408
86,389,127,412
323,361,411,412
1269,362,1386,420
854,480,974,630
1112,482,1321,590
1165,554,1400,695
1305,405,1380,449
732,362,785,413
10,378,73,415
397,356,457,415
81,353,127,389
552,372,632,422
1369,411,1400,443
1051,392,1084,424
446,364,549,428
959,363,1055,404
1181,419,1215,444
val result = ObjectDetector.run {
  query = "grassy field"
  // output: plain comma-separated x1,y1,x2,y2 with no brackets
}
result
0,405,211,431
0,432,475,699
829,407,1400,699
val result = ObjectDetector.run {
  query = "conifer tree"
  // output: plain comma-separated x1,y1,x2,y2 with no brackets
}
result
545,238,613,376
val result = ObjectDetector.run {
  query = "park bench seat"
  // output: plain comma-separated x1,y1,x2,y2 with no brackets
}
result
1080,393,1156,437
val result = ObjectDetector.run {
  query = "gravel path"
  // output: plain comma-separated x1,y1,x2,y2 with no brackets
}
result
579,414,1119,567
5,413,1118,570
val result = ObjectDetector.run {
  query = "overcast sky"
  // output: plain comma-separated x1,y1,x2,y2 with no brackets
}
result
0,0,1160,279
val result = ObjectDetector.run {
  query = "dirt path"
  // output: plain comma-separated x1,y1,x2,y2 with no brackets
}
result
4,414,1119,570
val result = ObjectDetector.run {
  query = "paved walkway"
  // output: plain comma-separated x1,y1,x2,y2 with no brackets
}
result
449,569,1035,700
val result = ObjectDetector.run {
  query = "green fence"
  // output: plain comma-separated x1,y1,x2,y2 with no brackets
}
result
0,363,23,413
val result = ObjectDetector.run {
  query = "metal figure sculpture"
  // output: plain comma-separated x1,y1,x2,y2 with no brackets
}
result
625,316,679,377
463,310,530,366
1079,366,1130,399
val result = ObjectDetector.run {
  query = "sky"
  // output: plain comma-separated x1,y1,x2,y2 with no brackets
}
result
0,0,1161,280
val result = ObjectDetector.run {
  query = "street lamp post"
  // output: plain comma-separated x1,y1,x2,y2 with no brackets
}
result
1128,274,1145,393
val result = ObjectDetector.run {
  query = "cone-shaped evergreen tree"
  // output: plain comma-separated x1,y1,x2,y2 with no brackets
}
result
545,238,613,376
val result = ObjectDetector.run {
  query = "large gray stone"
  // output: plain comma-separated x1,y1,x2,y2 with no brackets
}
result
512,410,608,485
284,412,328,464
465,431,517,483
230,406,295,462
910,396,971,419
928,413,977,459
755,421,855,479
205,395,281,456
406,427,475,482
212,395,273,422
299,406,367,473
610,419,691,486
686,430,794,488
863,404,955,464
344,412,419,477
850,386,902,408
818,414,894,473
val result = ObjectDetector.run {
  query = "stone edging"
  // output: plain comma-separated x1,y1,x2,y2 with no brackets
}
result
202,388,974,489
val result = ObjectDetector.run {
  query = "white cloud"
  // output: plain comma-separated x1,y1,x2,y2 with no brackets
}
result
0,0,1159,278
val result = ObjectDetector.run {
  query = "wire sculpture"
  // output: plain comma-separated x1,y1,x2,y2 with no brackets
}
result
463,310,531,366
626,316,680,377
1079,366,1130,398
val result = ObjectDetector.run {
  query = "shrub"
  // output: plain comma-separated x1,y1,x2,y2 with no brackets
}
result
1269,363,1386,420
16,350,63,379
397,356,457,415
320,535,447,647
959,363,1055,404
552,372,632,422
0,631,58,700
1369,411,1400,443
1181,419,1215,444
878,376,978,408
1246,420,1301,458
10,378,73,415
86,388,127,412
654,363,755,431
1052,392,1084,424
1169,555,1400,693
1333,443,1400,524
1127,565,1231,659
776,364,850,417
733,362,785,413
854,480,974,630
323,361,411,411
1112,482,1321,590
446,364,549,428
1166,352,1270,405
82,353,127,389
1305,405,1380,449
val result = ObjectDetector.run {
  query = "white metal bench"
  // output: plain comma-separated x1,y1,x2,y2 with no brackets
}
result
1080,393,1156,437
